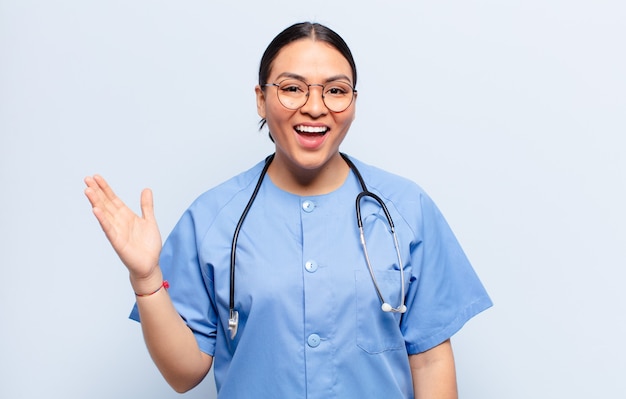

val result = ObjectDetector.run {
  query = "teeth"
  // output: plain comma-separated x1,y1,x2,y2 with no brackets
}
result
296,125,327,133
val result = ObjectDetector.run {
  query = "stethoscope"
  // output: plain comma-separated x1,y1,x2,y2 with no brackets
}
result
228,153,406,339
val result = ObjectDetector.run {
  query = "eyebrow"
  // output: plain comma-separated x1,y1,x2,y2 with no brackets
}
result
274,72,353,85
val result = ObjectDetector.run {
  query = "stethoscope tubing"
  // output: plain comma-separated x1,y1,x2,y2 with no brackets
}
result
228,153,406,339
228,154,274,338
347,156,407,315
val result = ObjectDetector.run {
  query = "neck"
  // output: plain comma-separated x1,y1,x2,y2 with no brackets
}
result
267,152,350,196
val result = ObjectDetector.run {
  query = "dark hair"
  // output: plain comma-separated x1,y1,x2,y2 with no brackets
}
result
258,22,357,132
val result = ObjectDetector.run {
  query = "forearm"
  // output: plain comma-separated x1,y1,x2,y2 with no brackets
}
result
409,339,458,399
133,271,212,393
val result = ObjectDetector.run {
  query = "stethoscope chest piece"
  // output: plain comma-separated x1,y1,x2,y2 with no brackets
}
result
228,309,239,340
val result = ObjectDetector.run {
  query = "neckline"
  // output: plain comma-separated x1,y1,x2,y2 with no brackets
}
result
263,153,362,198
264,167,356,199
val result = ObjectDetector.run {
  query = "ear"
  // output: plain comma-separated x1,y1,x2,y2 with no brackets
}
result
255,85,266,119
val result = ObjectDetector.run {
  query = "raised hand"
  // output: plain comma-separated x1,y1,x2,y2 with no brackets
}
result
84,175,162,282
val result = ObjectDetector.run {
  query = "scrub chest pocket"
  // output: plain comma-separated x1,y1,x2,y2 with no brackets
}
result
355,269,407,354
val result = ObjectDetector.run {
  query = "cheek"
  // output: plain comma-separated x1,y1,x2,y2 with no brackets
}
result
266,100,295,124
337,108,356,128
265,106,296,135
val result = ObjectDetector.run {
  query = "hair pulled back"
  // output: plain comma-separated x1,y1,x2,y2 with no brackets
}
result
259,22,357,88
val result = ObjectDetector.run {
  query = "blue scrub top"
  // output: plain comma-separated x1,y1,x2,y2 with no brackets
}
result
130,155,492,398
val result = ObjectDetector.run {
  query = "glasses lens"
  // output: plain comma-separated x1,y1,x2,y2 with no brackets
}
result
276,79,354,112
322,81,354,112
276,80,308,110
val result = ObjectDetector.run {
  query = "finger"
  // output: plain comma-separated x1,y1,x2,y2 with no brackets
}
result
140,188,156,222
84,175,108,195
92,205,115,238
84,175,96,189
84,176,112,209
84,176,110,209
91,175,135,219
84,180,118,219
85,184,117,232
84,186,101,208
92,174,124,207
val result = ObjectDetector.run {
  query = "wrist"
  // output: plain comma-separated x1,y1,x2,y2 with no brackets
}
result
129,267,163,296
135,280,169,297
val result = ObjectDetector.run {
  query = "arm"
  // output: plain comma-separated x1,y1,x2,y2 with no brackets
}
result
84,175,212,392
409,339,458,399
133,267,213,392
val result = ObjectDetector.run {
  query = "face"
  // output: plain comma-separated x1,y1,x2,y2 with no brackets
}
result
255,39,357,175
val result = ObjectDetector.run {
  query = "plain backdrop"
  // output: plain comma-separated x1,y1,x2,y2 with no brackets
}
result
1,1,625,398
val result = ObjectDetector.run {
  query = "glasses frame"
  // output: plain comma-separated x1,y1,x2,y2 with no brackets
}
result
263,78,357,113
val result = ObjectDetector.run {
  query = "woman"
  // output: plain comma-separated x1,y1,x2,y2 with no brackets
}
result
84,22,491,399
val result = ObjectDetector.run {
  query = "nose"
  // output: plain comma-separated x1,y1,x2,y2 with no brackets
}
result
300,84,328,117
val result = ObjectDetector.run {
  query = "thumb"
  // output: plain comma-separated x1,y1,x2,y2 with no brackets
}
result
140,188,155,222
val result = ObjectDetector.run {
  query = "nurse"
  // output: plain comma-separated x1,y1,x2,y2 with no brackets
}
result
84,22,491,398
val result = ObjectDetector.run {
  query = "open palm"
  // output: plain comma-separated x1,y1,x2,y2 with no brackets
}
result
84,175,162,278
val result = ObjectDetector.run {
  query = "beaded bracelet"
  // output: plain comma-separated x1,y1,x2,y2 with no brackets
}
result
135,280,169,297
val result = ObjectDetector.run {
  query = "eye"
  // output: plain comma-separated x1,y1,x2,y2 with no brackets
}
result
325,82,352,96
279,80,306,95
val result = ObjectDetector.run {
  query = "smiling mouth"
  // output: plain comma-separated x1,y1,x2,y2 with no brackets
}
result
295,125,328,135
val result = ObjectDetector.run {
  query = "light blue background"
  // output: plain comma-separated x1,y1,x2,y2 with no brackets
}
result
1,1,624,398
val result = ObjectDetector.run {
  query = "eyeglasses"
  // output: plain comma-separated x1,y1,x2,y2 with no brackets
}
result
263,79,356,113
